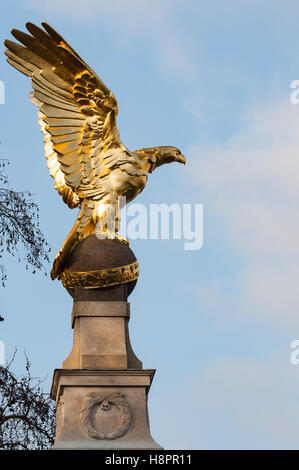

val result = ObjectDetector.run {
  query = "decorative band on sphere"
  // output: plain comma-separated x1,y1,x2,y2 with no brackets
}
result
60,260,139,290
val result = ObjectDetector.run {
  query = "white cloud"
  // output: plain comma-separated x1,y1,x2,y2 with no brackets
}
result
189,99,299,329
22,0,196,79
150,355,299,449
193,357,299,449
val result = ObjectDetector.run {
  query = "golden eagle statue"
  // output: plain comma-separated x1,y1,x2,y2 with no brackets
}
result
4,23,186,280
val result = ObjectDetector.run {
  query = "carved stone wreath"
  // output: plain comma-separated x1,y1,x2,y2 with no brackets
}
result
80,392,132,440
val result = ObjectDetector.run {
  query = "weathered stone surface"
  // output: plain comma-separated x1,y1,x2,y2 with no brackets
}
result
51,237,161,449
71,300,130,327
63,300,142,370
51,369,162,450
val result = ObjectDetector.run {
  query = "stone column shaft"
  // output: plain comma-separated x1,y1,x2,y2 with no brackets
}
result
63,300,142,370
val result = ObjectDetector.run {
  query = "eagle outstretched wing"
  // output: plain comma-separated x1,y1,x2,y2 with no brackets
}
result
4,22,124,208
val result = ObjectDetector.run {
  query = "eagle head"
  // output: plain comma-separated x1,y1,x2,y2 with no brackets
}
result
149,146,186,172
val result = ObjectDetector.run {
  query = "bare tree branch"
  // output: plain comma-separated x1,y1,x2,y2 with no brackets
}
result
0,159,50,286
0,354,55,450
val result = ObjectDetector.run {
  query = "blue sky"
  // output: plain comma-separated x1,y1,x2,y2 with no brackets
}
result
1,0,299,449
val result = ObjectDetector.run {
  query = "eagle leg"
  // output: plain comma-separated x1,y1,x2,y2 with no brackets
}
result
51,200,129,280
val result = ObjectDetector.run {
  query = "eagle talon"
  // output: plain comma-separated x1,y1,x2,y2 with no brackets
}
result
117,235,129,246
96,230,129,246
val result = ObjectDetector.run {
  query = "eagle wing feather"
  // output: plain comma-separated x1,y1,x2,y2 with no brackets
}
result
4,22,125,208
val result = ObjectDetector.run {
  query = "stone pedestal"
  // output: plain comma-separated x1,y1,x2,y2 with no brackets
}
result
51,236,162,450
51,369,161,450
63,300,142,370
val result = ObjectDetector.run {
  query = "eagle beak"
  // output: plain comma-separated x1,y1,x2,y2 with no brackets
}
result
177,154,186,165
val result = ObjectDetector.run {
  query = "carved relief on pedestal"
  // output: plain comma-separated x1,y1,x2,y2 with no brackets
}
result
55,396,65,440
80,392,132,440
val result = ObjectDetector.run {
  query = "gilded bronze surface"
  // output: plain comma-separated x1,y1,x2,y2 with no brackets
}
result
4,23,186,280
60,260,139,290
